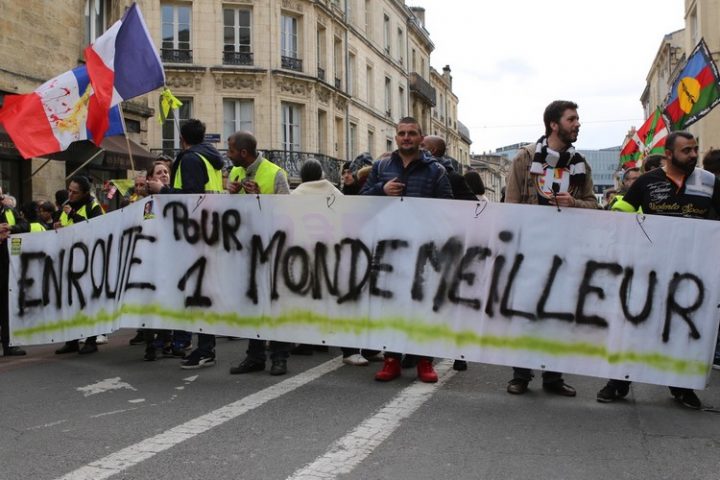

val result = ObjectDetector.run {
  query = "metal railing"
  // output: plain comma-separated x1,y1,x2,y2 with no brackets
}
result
265,150,343,184
161,48,193,63
334,77,342,89
317,67,325,81
223,51,254,66
281,56,303,71
408,72,436,106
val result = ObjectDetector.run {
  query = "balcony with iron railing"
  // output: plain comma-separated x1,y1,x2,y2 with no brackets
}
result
408,72,436,106
334,77,342,89
161,48,193,63
223,51,254,66
282,56,303,72
317,66,325,81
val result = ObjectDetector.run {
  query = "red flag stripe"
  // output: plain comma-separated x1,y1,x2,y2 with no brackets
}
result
0,93,60,158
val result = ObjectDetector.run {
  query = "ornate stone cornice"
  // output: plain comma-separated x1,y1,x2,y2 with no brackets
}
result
282,0,304,13
165,71,204,90
212,71,264,91
275,75,313,96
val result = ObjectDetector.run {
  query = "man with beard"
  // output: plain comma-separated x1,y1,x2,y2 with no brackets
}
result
361,116,453,383
504,100,597,397
596,131,720,409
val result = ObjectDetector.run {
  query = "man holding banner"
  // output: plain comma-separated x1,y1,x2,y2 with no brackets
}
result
1,188,28,356
504,100,597,396
361,116,453,383
596,131,720,409
226,131,293,376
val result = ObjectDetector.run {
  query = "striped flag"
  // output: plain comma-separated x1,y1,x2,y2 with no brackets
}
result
663,39,720,131
619,108,668,168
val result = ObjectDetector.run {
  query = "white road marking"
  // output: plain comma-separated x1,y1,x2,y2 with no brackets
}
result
182,375,199,383
287,360,456,480
27,419,68,431
54,357,344,480
91,408,139,418
128,399,145,404
76,377,136,397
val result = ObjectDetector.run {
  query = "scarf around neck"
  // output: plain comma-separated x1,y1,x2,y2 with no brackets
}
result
530,136,586,188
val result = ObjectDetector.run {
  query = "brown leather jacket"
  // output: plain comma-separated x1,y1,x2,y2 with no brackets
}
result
505,144,598,209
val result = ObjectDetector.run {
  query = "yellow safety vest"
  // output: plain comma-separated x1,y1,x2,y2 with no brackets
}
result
2,208,16,226
228,158,285,194
60,200,103,226
30,222,46,232
173,153,223,193
610,194,640,213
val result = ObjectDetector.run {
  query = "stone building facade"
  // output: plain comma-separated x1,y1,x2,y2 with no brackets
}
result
0,0,470,199
0,0,156,205
641,0,720,160
429,65,470,166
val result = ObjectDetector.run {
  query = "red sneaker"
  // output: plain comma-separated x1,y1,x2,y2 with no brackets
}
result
417,359,438,383
375,357,401,381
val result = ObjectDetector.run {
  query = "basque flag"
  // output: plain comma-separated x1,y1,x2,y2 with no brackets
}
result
84,2,165,145
0,66,124,159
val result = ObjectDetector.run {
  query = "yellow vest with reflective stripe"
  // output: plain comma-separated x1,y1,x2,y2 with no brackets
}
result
2,208,16,226
610,194,640,213
30,222,46,232
173,153,223,193
228,158,285,194
60,200,103,226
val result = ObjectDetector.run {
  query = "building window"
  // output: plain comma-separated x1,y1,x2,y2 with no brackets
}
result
318,110,327,154
367,129,374,157
281,14,302,71
386,138,393,152
223,99,254,142
384,76,392,117
366,64,373,107
364,0,371,35
334,36,343,89
84,0,107,45
349,122,358,159
348,53,357,96
162,97,192,154
162,4,192,63
412,49,416,71
317,26,326,80
223,7,252,65
397,28,404,64
383,14,390,55
398,85,405,117
124,118,141,133
282,103,302,152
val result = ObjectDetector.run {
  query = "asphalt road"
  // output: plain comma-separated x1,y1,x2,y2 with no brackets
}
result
1,330,719,480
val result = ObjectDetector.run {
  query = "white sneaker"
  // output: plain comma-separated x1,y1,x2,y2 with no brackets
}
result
95,335,109,344
343,353,369,366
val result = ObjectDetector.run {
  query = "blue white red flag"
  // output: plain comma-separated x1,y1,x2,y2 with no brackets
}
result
0,66,123,159
84,2,165,144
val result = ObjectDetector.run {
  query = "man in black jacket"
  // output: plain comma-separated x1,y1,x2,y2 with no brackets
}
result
0,187,28,356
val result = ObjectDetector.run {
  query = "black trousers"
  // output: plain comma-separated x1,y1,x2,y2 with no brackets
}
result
1,244,10,350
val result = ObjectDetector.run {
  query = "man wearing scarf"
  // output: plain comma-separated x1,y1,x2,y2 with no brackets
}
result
504,100,597,397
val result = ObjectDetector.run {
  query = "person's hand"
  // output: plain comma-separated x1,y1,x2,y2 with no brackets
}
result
0,223,9,241
146,179,163,194
383,177,405,196
549,191,577,207
228,181,242,194
53,221,63,230
63,204,73,215
242,180,260,194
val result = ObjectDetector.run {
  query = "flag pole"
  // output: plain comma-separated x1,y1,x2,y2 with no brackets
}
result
65,148,105,180
117,103,136,172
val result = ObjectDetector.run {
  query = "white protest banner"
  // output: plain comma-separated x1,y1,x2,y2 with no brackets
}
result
8,194,720,388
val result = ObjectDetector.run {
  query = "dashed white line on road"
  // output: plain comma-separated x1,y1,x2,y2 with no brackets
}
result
54,357,344,480
286,360,456,480
76,377,136,397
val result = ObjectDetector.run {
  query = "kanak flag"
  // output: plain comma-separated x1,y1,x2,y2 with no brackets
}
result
663,39,720,131
0,66,124,159
84,2,165,144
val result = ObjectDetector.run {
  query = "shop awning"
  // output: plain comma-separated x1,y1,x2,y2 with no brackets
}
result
46,136,158,172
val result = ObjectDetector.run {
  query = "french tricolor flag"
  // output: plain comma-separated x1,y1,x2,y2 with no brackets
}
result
84,2,165,145
0,66,124,159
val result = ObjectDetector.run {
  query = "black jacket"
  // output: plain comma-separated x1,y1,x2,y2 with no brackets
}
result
163,143,225,194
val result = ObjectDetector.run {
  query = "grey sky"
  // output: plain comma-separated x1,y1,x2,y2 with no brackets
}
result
409,0,686,153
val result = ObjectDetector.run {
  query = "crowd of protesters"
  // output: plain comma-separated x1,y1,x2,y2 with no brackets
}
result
2,102,719,411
